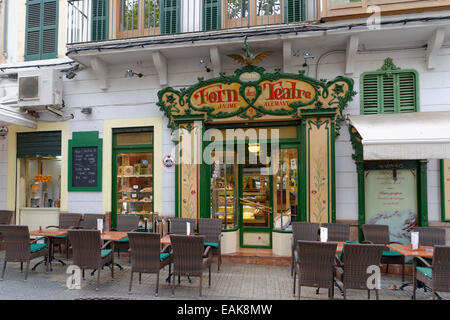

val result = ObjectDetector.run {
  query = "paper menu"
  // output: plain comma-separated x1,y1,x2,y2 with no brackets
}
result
187,222,191,236
411,232,419,250
97,219,104,232
320,227,328,242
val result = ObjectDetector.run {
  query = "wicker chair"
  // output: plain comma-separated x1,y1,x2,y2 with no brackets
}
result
290,222,319,276
362,224,405,281
78,214,105,229
334,243,385,300
46,213,82,259
413,245,450,300
198,218,222,272
170,234,212,298
169,218,195,235
0,211,13,224
68,229,113,290
413,227,446,246
322,223,350,241
293,240,337,300
114,215,140,259
128,232,173,296
0,225,49,281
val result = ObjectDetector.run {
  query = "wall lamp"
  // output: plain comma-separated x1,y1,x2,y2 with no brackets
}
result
302,53,315,67
125,69,143,78
199,59,212,73
64,64,81,79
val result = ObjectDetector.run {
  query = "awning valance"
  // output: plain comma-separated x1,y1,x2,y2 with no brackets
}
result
347,111,450,160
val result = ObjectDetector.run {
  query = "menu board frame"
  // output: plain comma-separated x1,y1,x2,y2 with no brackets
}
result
68,131,102,191
441,159,450,222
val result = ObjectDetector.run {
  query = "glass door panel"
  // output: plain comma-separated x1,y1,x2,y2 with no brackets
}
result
241,165,270,228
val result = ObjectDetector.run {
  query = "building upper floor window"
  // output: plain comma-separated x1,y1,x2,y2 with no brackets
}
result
360,58,419,115
25,0,58,61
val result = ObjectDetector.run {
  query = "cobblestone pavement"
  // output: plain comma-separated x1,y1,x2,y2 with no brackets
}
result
0,252,448,300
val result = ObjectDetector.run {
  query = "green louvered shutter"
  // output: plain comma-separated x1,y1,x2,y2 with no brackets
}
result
161,0,180,35
361,74,379,114
382,75,395,114
284,0,305,23
25,0,58,61
17,131,61,158
397,72,417,113
203,0,221,31
92,0,108,41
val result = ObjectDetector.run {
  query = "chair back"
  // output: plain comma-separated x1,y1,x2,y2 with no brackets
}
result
413,227,446,246
362,224,390,245
0,225,30,261
198,218,222,243
296,240,337,288
171,235,205,276
0,211,13,224
341,243,385,289
59,213,82,229
79,214,105,229
432,245,450,292
68,229,102,269
128,232,161,272
322,223,350,241
292,222,318,242
116,215,140,232
170,218,195,235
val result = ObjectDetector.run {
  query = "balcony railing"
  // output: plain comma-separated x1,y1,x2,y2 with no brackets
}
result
67,0,319,44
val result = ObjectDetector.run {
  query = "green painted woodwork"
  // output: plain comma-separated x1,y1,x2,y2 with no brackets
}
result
441,160,450,222
361,58,419,115
284,0,305,23
203,0,221,31
418,160,428,227
25,0,58,61
161,0,180,35
17,131,61,158
68,131,102,192
92,0,108,41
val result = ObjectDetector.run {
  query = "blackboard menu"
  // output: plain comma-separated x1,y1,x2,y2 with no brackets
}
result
72,147,98,188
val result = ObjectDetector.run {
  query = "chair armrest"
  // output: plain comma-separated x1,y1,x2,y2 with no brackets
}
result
161,244,172,254
30,236,49,244
45,225,59,229
101,241,112,250
203,245,212,258
416,256,432,268
362,240,373,244
335,254,344,267
388,241,403,245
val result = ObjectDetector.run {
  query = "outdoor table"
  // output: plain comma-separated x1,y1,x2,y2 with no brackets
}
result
100,231,128,271
30,228,68,271
386,244,436,298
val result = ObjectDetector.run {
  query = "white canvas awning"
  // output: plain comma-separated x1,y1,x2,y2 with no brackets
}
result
347,111,450,160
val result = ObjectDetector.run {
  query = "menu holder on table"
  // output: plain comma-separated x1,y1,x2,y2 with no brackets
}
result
97,219,104,233
320,227,328,243
187,222,191,236
411,231,419,250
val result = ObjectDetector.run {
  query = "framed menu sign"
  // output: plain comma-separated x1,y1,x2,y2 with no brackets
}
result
68,131,102,191
441,159,450,221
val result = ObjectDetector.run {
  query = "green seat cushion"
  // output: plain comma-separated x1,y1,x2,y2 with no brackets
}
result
101,249,112,258
204,242,219,248
55,234,67,239
416,266,432,278
339,241,358,262
30,243,47,253
160,253,170,261
115,237,129,243
382,250,403,257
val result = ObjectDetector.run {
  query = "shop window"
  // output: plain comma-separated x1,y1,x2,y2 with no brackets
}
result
25,0,58,61
361,60,419,115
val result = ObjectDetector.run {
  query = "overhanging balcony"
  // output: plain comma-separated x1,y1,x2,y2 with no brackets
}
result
66,0,320,45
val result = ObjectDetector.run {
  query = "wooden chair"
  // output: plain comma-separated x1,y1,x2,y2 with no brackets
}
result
290,222,318,276
198,218,223,271
46,213,82,259
128,232,172,296
170,234,212,298
362,224,405,281
413,245,450,300
68,229,113,290
0,225,49,281
293,240,337,300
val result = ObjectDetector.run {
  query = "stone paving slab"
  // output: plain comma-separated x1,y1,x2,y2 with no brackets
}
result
0,252,448,300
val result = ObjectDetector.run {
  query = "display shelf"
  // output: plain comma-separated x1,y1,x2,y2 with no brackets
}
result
118,174,153,178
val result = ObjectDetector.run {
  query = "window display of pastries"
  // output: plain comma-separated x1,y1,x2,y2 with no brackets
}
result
140,187,152,192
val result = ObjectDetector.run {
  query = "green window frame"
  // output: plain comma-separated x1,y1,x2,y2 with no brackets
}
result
25,0,58,61
92,0,109,41
360,62,420,115
160,0,180,35
284,0,305,23
203,0,221,31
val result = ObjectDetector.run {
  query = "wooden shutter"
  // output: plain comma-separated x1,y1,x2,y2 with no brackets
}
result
92,0,108,41
17,131,62,158
284,0,304,23
161,0,180,34
25,0,58,61
381,75,395,113
397,72,417,113
361,74,379,114
203,0,221,31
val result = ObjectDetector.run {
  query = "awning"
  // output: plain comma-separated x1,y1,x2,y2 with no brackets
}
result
347,111,450,160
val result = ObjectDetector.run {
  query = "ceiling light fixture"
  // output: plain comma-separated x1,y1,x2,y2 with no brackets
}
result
199,59,212,73
64,64,81,79
302,52,315,67
125,69,143,78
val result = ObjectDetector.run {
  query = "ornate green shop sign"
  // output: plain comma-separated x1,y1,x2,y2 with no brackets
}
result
157,65,356,132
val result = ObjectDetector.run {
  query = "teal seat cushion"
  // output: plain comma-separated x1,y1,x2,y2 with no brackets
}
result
416,266,432,278
204,242,219,248
160,253,170,261
339,241,358,262
30,243,47,253
382,250,403,257
55,234,67,239
101,249,112,258
115,237,129,243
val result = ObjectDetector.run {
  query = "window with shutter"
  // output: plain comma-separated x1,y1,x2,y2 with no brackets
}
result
203,0,221,31
92,0,108,41
161,0,180,35
284,0,305,23
25,0,58,61
361,58,419,115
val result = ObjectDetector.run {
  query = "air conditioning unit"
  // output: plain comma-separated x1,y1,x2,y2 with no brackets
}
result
17,69,63,110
